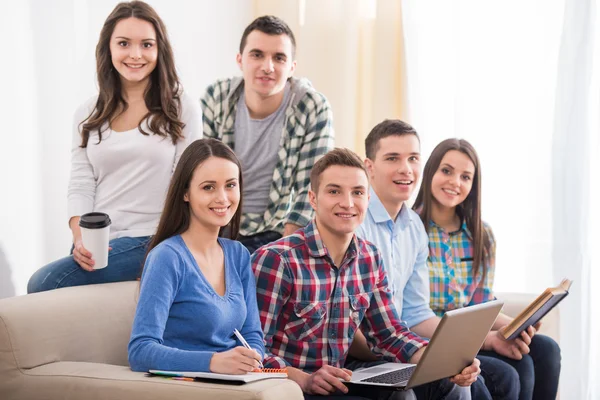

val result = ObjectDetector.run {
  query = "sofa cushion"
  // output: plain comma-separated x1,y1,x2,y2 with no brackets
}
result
7,361,302,400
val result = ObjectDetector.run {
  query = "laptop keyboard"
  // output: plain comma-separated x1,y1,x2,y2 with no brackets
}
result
361,365,417,385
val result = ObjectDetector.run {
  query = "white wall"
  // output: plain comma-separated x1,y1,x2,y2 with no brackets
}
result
0,0,253,296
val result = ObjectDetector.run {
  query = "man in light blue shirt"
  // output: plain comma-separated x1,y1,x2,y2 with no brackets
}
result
348,119,519,400
356,188,434,329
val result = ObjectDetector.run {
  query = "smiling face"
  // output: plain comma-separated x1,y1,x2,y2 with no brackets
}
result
236,30,296,99
184,157,241,231
365,134,421,213
109,17,158,87
430,150,475,210
309,165,369,239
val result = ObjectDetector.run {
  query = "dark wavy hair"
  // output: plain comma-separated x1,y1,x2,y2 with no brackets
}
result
80,1,184,147
413,138,490,279
144,139,243,265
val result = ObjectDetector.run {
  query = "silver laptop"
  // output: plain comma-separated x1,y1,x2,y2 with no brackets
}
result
349,300,503,390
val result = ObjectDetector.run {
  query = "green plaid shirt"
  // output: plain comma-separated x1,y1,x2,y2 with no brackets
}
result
201,77,335,236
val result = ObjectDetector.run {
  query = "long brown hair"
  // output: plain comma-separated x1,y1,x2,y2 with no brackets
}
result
145,139,244,261
413,138,490,279
80,1,184,147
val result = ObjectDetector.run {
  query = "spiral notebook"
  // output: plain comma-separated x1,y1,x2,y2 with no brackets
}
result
149,368,288,384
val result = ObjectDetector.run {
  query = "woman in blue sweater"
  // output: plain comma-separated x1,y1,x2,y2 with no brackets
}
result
128,138,264,374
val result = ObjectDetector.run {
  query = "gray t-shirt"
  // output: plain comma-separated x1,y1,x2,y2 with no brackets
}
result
234,83,291,215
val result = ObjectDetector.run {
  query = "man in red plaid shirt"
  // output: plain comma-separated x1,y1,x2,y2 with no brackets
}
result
252,149,480,399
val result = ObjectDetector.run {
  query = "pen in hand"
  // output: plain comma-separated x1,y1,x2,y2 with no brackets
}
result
233,328,264,369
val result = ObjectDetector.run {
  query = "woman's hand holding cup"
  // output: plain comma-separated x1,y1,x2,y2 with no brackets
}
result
73,240,96,271
72,212,112,271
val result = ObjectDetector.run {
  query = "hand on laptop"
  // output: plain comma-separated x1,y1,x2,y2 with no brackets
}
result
449,357,480,386
302,365,352,395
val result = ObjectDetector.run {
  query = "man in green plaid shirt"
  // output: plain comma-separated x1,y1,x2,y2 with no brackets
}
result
201,16,334,253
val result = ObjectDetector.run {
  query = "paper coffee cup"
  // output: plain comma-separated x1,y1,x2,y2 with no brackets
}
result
79,212,111,269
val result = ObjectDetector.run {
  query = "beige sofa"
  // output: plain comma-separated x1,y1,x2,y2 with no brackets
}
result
0,281,303,400
0,281,560,400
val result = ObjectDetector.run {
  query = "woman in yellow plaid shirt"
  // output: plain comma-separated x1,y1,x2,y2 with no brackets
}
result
413,139,560,400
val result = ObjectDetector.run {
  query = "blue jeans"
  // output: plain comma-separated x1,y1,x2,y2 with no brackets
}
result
27,236,151,293
474,355,520,399
304,387,415,400
478,335,561,400
344,357,464,400
238,231,282,254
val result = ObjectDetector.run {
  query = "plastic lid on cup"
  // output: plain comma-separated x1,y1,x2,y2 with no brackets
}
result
79,212,111,229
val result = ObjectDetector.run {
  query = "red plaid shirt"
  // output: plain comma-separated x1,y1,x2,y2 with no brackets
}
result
251,220,428,372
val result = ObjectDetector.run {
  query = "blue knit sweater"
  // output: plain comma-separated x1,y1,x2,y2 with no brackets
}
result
128,235,265,372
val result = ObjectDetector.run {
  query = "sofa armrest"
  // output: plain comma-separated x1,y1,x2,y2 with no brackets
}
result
0,282,138,371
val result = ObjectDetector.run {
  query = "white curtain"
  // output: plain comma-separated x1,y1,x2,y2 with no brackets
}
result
0,0,41,299
552,0,600,398
401,0,565,293
401,0,599,398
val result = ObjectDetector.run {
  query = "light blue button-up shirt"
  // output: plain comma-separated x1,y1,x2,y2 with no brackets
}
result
356,189,435,328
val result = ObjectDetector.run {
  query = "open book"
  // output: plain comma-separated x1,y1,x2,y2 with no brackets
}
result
149,368,288,384
501,278,572,341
